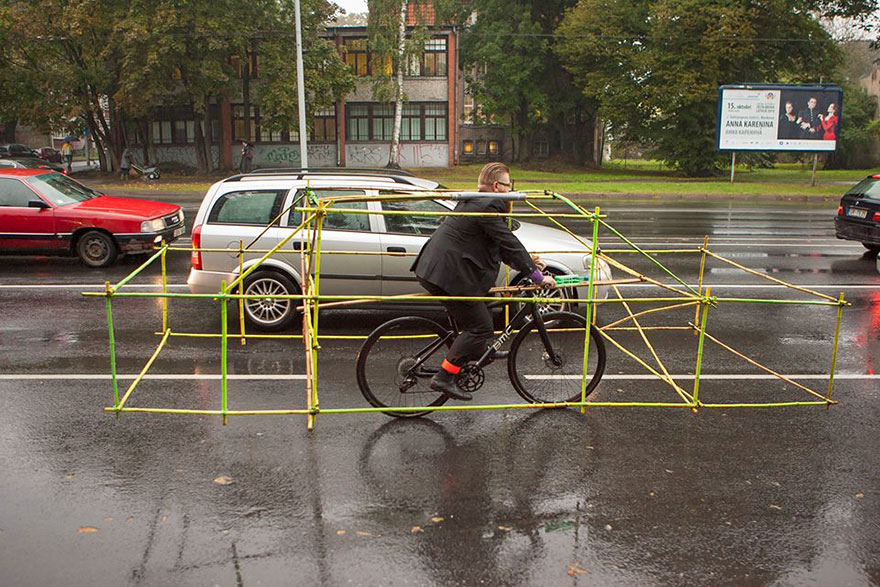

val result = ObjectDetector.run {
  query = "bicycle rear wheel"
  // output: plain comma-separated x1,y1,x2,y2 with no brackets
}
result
356,316,453,418
508,311,606,404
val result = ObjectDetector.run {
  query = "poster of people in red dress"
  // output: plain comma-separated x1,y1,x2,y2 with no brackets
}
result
717,85,842,152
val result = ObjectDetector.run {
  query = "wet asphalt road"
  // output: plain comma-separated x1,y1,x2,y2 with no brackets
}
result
1,196,879,586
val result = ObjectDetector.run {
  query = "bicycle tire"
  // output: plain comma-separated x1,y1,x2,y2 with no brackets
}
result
508,311,606,405
356,316,453,418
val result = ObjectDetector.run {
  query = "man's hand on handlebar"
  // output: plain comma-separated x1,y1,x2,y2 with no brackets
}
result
539,274,557,288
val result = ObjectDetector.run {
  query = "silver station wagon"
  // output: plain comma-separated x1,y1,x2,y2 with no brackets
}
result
187,169,612,331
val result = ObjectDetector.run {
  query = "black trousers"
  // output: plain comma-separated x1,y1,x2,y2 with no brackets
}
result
419,279,493,367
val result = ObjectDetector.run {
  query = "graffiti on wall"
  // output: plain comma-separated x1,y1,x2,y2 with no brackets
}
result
155,145,221,168
346,143,448,167
254,144,337,168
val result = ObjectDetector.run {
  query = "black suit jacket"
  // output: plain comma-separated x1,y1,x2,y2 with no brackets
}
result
411,197,537,296
798,107,821,138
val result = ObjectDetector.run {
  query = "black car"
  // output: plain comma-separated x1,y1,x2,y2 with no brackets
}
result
0,143,40,159
0,157,66,174
835,175,880,254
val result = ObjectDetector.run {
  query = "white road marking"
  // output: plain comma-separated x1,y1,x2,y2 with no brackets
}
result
0,373,874,381
527,373,878,380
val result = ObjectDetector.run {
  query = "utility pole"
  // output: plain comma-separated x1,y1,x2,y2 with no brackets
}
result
294,0,309,168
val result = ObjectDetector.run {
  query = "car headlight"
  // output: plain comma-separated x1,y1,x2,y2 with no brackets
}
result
141,218,165,233
177,210,185,224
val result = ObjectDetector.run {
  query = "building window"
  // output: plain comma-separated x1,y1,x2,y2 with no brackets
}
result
487,140,499,155
372,104,395,141
421,38,447,77
424,103,446,141
534,141,549,157
462,140,474,156
400,104,421,140
232,105,259,141
313,107,337,143
258,108,336,144
151,121,172,144
347,103,370,141
346,103,447,142
229,53,259,79
343,38,369,76
407,38,447,77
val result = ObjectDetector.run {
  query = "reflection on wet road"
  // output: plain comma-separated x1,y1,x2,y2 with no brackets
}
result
0,201,878,585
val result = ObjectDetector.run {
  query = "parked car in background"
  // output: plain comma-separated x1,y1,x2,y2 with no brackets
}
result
0,143,40,159
0,157,67,174
0,169,185,267
37,147,62,164
835,175,880,255
187,169,612,331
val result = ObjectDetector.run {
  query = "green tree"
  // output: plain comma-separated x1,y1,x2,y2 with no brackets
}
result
1,1,133,171
119,0,352,172
556,0,840,175
460,0,600,164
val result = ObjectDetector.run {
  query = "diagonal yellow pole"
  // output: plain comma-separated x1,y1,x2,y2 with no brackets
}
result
612,284,694,406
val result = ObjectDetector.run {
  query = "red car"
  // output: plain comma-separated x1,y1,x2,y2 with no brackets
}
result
0,169,184,267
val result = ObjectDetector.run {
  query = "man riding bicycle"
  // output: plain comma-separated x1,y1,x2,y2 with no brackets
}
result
411,162,557,401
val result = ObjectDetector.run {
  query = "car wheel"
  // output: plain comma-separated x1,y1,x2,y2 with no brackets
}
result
76,230,118,268
861,242,880,254
510,270,574,320
242,270,300,331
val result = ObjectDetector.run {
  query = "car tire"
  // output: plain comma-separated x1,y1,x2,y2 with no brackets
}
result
241,270,301,332
861,242,880,254
76,230,118,268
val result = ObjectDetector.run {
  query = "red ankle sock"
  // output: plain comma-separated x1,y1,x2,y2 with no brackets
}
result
441,359,461,375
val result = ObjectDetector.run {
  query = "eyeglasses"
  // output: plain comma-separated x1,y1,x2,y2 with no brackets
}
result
495,179,515,190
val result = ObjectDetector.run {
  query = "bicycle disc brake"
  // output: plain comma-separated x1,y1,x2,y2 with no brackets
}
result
456,362,485,393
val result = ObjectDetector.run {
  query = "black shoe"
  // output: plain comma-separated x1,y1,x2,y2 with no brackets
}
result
489,349,509,360
430,369,472,401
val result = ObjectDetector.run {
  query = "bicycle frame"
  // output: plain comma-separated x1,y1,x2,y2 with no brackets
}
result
404,297,557,387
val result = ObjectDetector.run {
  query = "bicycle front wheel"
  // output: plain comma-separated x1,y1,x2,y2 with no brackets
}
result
508,311,606,405
356,316,453,418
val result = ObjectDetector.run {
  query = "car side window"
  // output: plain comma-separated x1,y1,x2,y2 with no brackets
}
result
381,198,447,235
287,190,369,231
0,178,39,207
208,190,285,225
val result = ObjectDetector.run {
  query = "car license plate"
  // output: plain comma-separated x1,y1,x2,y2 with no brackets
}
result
847,207,868,219
173,226,185,237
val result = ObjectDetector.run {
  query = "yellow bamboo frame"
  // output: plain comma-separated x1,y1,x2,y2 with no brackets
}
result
84,188,849,428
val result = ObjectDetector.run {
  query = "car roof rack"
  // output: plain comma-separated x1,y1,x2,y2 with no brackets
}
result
247,167,415,177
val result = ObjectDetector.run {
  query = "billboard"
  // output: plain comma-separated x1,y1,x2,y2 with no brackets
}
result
716,84,843,152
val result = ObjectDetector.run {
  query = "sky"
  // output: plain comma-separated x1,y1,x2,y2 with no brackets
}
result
335,0,368,14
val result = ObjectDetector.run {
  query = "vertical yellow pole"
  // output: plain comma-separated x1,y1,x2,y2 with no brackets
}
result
308,209,324,420
238,240,246,345
694,235,708,331
826,292,845,409
160,241,168,333
220,280,229,426
580,207,600,413
692,287,711,411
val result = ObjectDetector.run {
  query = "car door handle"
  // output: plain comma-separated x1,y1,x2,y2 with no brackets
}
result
386,246,407,253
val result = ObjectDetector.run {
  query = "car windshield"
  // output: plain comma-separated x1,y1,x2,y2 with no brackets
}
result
845,178,880,201
28,172,99,205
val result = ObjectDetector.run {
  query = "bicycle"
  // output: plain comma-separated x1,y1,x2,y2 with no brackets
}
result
355,281,607,418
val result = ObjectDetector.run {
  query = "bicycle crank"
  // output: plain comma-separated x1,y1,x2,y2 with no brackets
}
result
456,362,485,393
